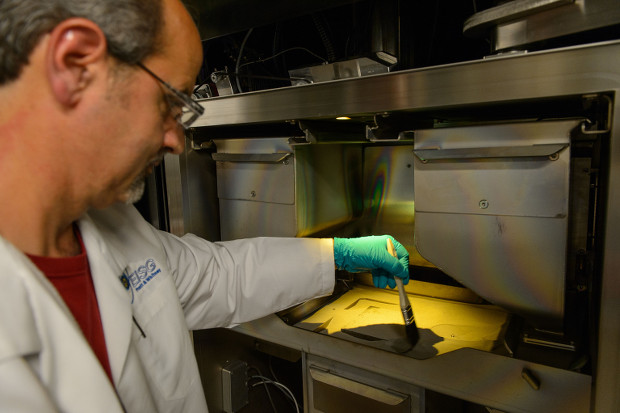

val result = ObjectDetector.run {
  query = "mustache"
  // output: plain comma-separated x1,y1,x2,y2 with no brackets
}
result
135,153,166,181
150,152,166,167
142,152,167,176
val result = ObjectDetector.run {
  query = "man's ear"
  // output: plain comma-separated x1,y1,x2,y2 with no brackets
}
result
46,18,108,106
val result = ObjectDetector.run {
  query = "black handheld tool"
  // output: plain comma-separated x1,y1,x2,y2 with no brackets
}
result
387,238,420,347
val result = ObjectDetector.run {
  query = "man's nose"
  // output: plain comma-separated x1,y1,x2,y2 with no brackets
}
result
163,123,186,155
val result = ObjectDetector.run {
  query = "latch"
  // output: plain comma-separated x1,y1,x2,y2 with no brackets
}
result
366,113,415,142
580,94,612,135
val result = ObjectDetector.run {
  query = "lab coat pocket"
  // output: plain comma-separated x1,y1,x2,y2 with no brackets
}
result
131,273,195,401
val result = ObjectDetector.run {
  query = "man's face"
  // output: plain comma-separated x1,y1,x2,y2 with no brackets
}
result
88,0,203,208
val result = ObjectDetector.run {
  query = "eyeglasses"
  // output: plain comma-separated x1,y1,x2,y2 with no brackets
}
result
136,62,204,129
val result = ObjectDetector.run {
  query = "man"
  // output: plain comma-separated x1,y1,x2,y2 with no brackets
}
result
0,0,410,412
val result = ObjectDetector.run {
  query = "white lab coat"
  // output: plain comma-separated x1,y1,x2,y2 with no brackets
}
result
0,203,335,412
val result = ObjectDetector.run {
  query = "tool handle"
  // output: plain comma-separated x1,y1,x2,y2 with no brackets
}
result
387,239,419,346
386,239,411,310
386,237,397,257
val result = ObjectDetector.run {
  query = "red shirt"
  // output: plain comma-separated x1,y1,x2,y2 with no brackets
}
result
27,229,113,382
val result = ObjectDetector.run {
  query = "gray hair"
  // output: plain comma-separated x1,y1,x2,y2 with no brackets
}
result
0,0,163,85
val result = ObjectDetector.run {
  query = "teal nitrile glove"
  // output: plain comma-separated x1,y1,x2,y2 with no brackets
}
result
334,235,409,289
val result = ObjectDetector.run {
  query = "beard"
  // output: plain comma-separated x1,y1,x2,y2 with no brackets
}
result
124,175,146,205
124,153,165,205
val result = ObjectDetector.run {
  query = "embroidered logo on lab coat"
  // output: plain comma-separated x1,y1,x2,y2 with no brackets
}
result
120,274,130,289
120,258,162,303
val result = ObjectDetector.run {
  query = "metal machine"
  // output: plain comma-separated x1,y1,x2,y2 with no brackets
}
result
149,1,620,411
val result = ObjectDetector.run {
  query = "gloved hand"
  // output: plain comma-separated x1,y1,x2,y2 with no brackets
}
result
333,235,409,289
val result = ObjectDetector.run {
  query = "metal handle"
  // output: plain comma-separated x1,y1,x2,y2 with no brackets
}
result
211,152,292,163
309,367,409,406
413,143,568,162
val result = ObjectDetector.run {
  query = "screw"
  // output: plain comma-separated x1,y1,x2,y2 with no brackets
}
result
251,191,256,197
479,199,489,209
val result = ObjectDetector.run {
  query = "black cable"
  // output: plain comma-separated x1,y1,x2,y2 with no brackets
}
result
237,47,327,71
312,13,335,63
235,28,254,93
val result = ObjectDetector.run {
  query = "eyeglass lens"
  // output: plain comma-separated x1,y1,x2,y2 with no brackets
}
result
137,62,203,129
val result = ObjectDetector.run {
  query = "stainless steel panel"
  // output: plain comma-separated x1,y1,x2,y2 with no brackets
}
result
415,213,566,329
214,138,363,240
594,98,620,413
215,138,297,239
289,57,391,86
193,41,620,128
234,315,592,413
294,144,363,237
414,153,569,217
164,153,185,237
216,159,295,204
192,41,620,412
164,141,221,240
413,121,575,330
219,199,296,239
306,354,422,413
361,146,421,264
413,121,576,218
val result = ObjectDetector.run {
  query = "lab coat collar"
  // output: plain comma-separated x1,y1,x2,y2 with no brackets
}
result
78,215,133,388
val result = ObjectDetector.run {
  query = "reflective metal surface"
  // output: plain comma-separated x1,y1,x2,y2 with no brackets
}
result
490,0,620,52
288,57,391,86
194,41,620,128
361,145,419,264
413,121,578,331
463,0,575,38
190,41,620,412
163,153,185,237
594,96,620,413
234,314,592,413
306,354,423,413
213,138,363,240
163,137,220,240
